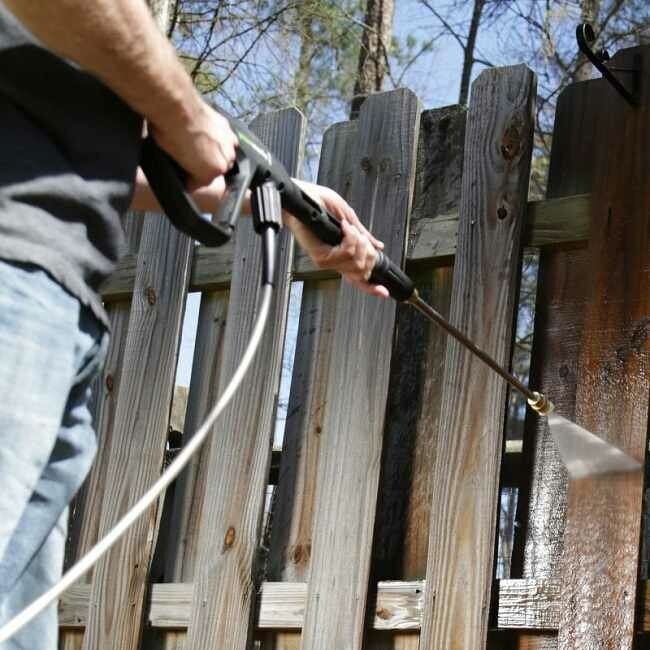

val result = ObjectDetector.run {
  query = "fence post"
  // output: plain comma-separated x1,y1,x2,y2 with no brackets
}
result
419,64,536,650
183,108,305,650
556,45,650,649
300,88,421,650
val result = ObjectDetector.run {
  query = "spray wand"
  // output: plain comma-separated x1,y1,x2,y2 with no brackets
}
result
142,110,640,480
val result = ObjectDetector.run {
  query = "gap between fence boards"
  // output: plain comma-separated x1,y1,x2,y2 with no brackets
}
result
58,577,650,632
101,193,590,301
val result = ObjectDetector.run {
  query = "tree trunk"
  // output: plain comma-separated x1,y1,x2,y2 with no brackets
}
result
458,0,486,105
294,1,318,113
350,0,395,118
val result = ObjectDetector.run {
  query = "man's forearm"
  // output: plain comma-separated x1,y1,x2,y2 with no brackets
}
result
3,0,202,133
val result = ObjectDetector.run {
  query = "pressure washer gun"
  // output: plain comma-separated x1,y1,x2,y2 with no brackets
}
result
140,110,552,417
140,113,415,302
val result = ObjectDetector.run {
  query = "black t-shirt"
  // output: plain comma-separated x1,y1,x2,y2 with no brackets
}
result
0,6,143,327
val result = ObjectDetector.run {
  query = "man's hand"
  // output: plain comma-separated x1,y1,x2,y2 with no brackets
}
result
288,181,389,299
149,102,238,191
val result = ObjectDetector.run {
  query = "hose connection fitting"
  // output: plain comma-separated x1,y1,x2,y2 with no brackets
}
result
527,391,554,416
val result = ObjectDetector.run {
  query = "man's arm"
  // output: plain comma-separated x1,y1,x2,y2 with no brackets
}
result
3,0,237,186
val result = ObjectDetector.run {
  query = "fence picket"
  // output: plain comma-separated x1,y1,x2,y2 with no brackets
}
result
419,65,536,650
260,119,358,650
512,77,600,650
364,105,466,650
182,109,305,650
82,213,194,650
556,45,650,648
299,88,421,650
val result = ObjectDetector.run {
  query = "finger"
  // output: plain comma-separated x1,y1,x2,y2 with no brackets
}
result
339,207,384,250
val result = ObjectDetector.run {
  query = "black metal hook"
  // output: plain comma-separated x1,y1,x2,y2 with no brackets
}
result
576,23,639,106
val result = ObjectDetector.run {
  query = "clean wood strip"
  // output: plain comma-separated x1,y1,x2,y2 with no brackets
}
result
182,109,305,650
260,120,357,650
298,89,421,650
81,203,194,650
61,215,144,650
364,105,466,650
557,46,650,649
100,194,592,301
419,65,536,650
60,578,650,632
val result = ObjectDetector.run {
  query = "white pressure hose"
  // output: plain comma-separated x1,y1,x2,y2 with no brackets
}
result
0,283,274,643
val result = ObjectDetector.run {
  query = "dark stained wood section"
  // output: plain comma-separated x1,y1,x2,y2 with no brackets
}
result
557,46,650,648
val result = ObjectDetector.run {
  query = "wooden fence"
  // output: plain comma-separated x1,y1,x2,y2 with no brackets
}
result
58,47,649,650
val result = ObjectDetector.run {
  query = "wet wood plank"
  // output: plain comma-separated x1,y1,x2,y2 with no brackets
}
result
419,64,536,650
100,194,591,301
182,109,305,650
557,46,650,649
512,75,602,650
299,89,421,650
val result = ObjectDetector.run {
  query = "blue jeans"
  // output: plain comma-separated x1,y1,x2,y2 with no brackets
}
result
0,260,107,650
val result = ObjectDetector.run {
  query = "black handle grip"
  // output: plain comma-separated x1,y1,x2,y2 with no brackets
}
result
140,136,234,247
369,251,415,302
282,180,414,301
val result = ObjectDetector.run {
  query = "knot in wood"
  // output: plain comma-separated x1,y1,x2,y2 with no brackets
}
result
500,124,522,161
497,207,508,220
223,526,236,550
105,373,114,392
146,286,157,305
360,157,372,172
376,607,392,620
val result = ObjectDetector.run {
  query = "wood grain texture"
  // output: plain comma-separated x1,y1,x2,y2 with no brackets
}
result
81,207,194,650
299,88,421,650
182,109,305,650
419,65,536,650
61,215,144,650
365,106,466,650
512,77,601,650
557,46,650,649
59,578,650,632
260,120,356,650
99,194,591,301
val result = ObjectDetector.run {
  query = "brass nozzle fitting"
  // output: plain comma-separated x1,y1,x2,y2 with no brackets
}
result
527,391,554,416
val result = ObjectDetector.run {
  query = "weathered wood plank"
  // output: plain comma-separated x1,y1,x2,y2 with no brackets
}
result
260,120,356,650
419,65,536,650
99,194,592,301
182,109,305,650
61,215,144,650
512,77,601,650
365,105,465,650
60,580,425,631
557,46,650,649
298,88,421,650
81,208,193,650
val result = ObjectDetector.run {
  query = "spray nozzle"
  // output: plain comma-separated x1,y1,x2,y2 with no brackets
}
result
527,391,554,416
